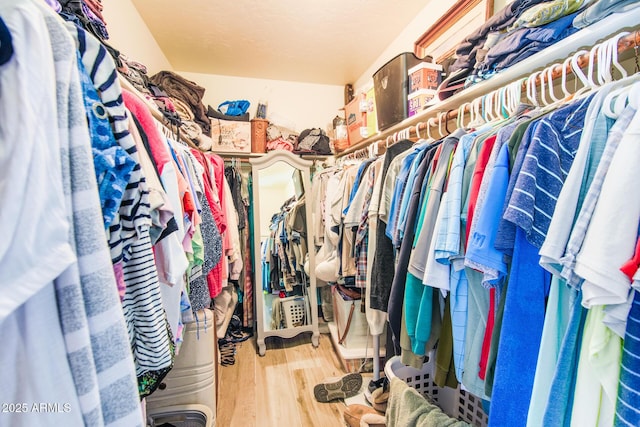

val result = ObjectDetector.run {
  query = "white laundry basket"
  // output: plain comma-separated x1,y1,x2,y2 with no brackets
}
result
280,296,309,328
385,355,488,427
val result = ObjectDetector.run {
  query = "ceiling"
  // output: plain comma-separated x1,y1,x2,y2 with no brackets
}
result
131,0,431,86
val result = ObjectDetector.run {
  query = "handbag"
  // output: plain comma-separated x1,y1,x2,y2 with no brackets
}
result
334,283,362,346
218,100,250,116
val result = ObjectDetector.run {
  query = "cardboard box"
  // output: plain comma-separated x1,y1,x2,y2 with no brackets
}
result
210,119,251,153
408,89,437,117
364,85,377,138
345,96,366,146
408,62,443,93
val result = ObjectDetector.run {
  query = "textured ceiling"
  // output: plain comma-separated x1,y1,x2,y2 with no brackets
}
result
131,0,431,85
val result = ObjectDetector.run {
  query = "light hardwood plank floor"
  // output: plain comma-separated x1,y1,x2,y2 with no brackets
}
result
217,333,348,427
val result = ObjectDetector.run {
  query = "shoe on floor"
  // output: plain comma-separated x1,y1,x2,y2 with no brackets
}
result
371,387,389,413
343,404,384,427
367,377,386,394
313,372,363,402
360,412,386,427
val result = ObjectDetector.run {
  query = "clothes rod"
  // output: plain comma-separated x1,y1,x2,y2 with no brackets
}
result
338,27,640,157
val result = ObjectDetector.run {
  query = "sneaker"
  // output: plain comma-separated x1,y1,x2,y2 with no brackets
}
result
313,373,363,402
365,377,388,404
228,329,252,343
219,341,236,366
367,377,386,394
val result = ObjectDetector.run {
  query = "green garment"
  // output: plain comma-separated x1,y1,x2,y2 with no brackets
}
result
461,268,490,399
509,0,588,30
187,227,205,267
435,294,459,389
401,288,442,369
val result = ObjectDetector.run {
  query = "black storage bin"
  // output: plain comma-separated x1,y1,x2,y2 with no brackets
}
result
373,52,423,131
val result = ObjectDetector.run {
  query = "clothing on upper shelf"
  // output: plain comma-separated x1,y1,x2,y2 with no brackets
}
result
449,0,640,87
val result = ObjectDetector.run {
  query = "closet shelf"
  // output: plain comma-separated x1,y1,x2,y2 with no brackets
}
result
215,152,330,161
215,152,265,158
338,10,640,157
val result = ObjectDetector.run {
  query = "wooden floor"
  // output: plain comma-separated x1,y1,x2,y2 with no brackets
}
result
216,333,348,427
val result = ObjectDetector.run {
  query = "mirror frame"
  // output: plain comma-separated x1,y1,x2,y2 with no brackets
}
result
250,150,319,356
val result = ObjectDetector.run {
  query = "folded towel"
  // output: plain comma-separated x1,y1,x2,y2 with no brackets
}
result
386,378,470,427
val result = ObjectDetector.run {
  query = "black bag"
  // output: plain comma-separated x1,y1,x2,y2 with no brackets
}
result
206,105,250,122
295,128,331,155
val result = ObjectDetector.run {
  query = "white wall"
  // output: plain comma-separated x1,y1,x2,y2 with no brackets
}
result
179,71,344,133
104,1,342,131
103,0,172,74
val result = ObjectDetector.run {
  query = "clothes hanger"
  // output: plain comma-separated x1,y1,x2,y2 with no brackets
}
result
468,97,485,128
438,111,447,137
482,94,492,123
467,100,475,126
600,70,640,119
586,44,600,89
401,127,412,141
538,69,551,107
598,39,613,85
425,117,435,142
570,48,598,99
497,87,507,119
507,79,524,116
493,89,504,120
526,71,541,107
444,110,453,135
546,64,561,104
457,103,467,130
560,56,573,98
607,31,629,81
386,135,393,148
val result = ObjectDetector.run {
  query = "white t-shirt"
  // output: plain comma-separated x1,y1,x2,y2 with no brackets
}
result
575,105,640,308
0,0,76,322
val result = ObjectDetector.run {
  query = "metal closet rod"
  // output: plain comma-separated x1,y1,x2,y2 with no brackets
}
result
355,28,640,155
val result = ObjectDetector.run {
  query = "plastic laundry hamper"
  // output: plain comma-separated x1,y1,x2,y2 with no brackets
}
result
147,404,213,427
146,309,216,417
280,296,309,328
385,355,488,427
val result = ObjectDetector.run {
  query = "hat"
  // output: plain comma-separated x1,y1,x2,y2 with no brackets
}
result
316,250,338,283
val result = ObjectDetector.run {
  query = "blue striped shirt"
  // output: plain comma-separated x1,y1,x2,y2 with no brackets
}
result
502,95,593,247
615,290,640,427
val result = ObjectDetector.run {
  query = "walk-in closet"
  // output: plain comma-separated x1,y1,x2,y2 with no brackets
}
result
2,0,640,426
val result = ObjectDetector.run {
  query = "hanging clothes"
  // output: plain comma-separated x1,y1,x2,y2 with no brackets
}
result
1,2,250,423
